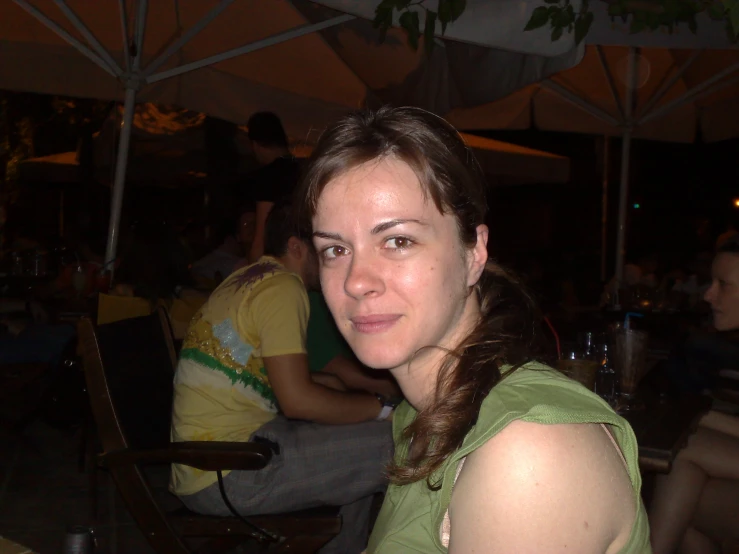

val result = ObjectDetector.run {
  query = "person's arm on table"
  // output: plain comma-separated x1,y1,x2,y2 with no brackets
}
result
266,353,388,424
321,355,400,398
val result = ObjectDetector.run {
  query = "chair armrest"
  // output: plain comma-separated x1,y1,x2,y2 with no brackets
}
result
99,441,272,471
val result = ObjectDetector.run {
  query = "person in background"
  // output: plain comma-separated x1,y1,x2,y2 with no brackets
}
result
170,203,394,554
716,216,738,251
301,107,650,553
190,211,255,287
664,237,739,394
112,218,193,301
241,111,300,264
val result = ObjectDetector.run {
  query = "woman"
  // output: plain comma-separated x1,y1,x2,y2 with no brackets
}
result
298,107,650,553
649,236,739,554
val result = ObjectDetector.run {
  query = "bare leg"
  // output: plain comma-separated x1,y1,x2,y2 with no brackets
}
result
649,428,739,554
691,478,739,547
650,460,707,554
677,527,720,554
699,411,739,441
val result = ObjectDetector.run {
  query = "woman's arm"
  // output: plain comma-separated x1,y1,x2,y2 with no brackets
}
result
448,420,637,554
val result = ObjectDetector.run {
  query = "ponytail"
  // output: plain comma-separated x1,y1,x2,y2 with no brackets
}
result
387,262,539,487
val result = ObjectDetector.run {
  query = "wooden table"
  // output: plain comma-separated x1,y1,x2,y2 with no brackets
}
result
622,392,712,473
0,536,38,553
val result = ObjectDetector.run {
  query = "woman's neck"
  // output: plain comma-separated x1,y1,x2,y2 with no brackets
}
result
391,293,481,411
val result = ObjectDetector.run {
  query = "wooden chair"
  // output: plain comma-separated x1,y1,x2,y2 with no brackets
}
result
78,309,340,553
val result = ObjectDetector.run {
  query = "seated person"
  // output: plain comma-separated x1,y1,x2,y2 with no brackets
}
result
664,237,739,393
650,411,739,554
191,212,255,287
0,298,74,367
170,203,394,554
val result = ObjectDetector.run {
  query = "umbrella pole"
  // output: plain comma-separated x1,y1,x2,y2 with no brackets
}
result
614,130,632,290
600,135,609,282
103,86,137,275
614,47,637,297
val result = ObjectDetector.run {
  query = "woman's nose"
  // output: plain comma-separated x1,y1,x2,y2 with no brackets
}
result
344,253,385,299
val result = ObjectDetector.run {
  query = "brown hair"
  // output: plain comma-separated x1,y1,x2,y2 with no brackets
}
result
297,107,539,487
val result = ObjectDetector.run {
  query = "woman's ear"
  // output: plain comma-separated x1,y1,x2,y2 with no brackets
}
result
466,224,489,287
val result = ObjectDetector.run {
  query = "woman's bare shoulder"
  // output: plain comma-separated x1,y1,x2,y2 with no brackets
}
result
448,420,636,554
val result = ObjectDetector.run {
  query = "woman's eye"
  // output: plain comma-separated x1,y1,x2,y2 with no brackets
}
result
384,237,414,250
321,245,348,260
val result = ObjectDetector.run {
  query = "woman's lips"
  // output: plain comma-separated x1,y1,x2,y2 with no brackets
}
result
350,314,401,334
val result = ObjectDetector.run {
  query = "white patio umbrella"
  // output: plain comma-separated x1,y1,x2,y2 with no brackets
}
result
1,0,584,269
443,0,739,286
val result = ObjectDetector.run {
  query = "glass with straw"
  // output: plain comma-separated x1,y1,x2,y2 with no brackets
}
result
610,313,649,412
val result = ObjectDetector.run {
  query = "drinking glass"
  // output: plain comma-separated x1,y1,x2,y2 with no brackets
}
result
557,350,599,392
72,265,87,298
610,328,649,411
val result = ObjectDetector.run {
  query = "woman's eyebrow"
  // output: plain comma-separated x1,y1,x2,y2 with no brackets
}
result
312,231,343,241
371,219,427,235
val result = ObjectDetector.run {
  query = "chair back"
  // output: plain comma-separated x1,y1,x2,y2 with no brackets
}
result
79,307,177,453
78,308,190,554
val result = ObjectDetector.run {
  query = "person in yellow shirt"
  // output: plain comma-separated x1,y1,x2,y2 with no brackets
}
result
170,203,395,554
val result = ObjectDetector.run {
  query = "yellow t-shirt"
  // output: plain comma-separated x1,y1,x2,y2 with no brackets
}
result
170,257,309,495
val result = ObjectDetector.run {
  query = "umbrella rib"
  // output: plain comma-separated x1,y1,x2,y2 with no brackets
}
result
142,0,236,78
595,45,625,121
638,49,702,121
132,0,148,72
118,0,131,73
12,0,118,78
145,13,355,85
639,60,739,126
53,0,123,76
540,80,620,127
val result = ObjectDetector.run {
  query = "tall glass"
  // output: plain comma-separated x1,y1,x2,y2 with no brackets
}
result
610,328,649,411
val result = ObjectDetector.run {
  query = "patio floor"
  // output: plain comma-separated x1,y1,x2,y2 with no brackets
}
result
0,420,157,553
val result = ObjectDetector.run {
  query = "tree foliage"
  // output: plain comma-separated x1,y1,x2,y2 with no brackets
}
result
374,0,739,54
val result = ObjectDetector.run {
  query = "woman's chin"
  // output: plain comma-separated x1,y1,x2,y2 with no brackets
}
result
354,348,407,372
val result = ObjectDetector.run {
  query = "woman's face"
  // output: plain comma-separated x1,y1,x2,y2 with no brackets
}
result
704,252,739,331
312,158,488,379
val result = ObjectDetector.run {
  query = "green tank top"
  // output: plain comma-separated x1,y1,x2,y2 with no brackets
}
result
367,362,652,553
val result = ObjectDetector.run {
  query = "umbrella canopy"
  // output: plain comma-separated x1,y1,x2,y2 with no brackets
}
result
447,45,739,143
1,0,583,138
1,0,583,267
442,0,739,287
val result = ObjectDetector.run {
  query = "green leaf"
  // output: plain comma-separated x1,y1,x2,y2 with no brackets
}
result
708,2,726,19
608,4,624,16
424,10,438,55
449,0,467,20
565,3,576,23
729,0,739,36
544,0,561,3
687,13,698,32
574,11,594,44
372,1,394,42
525,6,552,30
438,0,451,33
630,18,646,33
373,1,394,28
551,25,564,40
393,0,412,8
399,10,421,50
